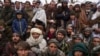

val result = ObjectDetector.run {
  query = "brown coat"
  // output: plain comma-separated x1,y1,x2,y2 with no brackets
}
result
74,9,89,32
24,7,34,25
78,9,88,26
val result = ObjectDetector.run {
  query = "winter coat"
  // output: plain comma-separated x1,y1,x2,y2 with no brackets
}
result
74,9,89,31
2,42,17,56
68,43,89,56
57,39,69,55
41,48,65,56
12,18,27,36
45,6,57,28
0,7,14,26
0,33,8,56
24,7,34,24
32,8,47,27
26,34,47,55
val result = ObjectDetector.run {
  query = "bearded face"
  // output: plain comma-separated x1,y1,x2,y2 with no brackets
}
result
4,0,11,8
48,43,58,56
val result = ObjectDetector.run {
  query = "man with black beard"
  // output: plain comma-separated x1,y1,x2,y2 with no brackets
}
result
2,33,22,56
0,0,14,38
41,39,65,56
81,27,93,46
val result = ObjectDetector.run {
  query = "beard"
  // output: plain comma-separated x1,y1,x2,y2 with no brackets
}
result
48,51,57,56
47,49,58,56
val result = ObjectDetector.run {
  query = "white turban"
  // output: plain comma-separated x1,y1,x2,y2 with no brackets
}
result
30,28,42,34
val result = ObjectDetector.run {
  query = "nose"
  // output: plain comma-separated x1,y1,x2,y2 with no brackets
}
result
21,50,25,55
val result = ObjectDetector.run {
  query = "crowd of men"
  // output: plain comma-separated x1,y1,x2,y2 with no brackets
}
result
0,0,100,56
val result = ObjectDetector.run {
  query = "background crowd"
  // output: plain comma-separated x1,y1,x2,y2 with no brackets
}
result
0,0,100,56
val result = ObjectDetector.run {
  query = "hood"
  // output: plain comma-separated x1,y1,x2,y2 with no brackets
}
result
68,43,88,56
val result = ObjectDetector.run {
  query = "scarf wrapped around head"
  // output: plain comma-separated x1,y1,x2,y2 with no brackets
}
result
26,28,43,47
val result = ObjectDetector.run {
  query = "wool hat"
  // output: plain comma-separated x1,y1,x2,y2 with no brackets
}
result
30,28,42,35
13,33,20,37
48,39,59,47
72,43,88,55
56,29,66,37
72,34,83,40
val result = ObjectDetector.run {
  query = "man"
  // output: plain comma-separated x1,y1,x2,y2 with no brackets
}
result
41,39,65,56
32,1,47,28
0,0,14,26
16,41,36,56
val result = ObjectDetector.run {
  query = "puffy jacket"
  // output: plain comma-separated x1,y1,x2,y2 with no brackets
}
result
12,18,27,36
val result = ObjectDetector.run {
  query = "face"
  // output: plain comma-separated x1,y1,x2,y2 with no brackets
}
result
4,0,11,7
17,47,29,56
49,43,57,52
57,32,64,41
32,32,40,39
74,51,83,56
49,28,55,34
17,14,22,19
49,2,56,9
25,2,30,8
75,7,80,11
85,4,91,10
0,25,4,30
62,3,67,7
15,1,20,9
74,38,82,43
69,5,73,10
84,31,91,36
32,2,36,7
12,34,20,43
70,15,75,20
35,3,40,8
92,38,100,46
66,27,73,34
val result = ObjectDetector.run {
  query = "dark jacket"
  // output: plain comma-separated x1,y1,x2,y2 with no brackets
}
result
12,18,27,36
0,7,14,26
0,32,8,56
56,6,70,21
2,42,17,56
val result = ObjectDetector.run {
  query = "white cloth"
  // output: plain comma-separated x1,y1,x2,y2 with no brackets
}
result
30,28,42,34
32,8,47,27
92,32,100,38
91,11,100,29
15,3,23,12
26,29,47,53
